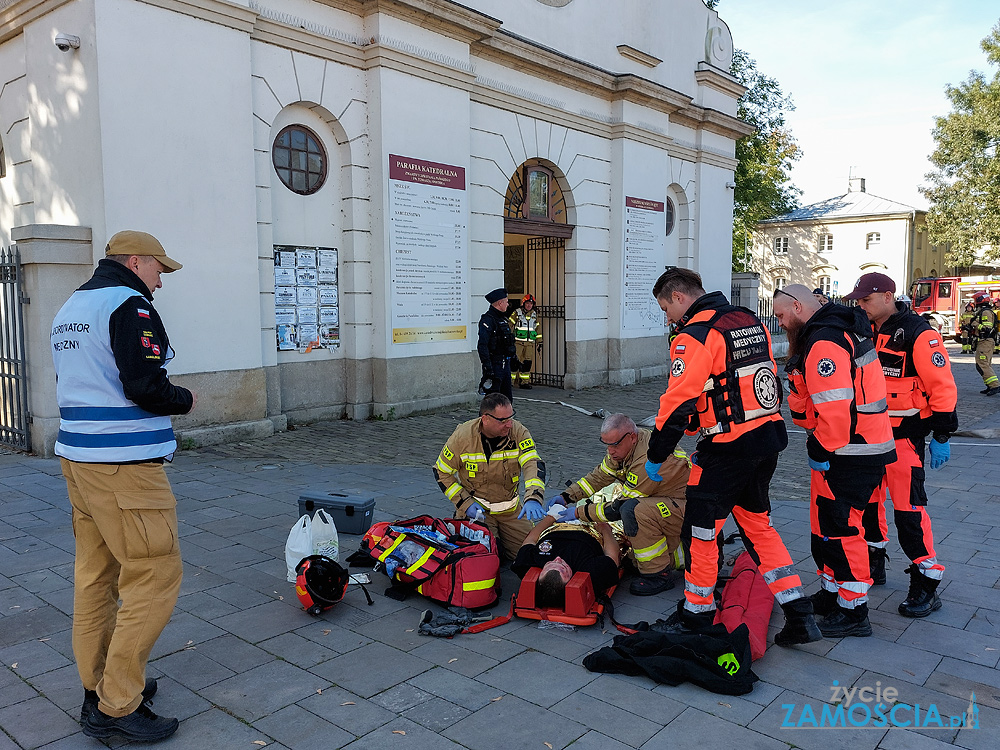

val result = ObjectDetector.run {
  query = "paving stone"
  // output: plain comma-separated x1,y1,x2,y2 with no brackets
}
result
152,706,273,749
879,726,964,750
826,635,942,684
252,703,354,750
148,610,226,660
348,606,427,651
0,695,80,749
550,691,661,747
0,639,71,679
649,678,766,727
407,638,500,678
341,716,467,750
257,632,337,669
504,621,608,661
745,688,888,750
407,668,504,711
964,608,1000,638
558,730,634,750
369,683,434,713
923,667,1000,710
0,607,72,649
213,599,308,643
478,651,598,708
399,695,470,731
188,634,275,673
896,621,1000,668
174,590,240,620
146,675,214,722
954,700,997,748
199,660,328,722
298,685,394,735
310,642,432,698
151,648,236,690
442,694,586,750
294,620,373,655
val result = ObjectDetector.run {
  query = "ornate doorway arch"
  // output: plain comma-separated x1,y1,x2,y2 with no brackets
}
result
503,160,575,387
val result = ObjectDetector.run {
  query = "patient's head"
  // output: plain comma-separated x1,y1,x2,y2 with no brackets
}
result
537,557,573,609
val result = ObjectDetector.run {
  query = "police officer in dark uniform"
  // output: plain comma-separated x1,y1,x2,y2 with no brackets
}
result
477,288,518,401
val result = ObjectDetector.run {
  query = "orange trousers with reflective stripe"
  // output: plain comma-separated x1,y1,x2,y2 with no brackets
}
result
682,452,802,613
810,465,883,605
863,436,944,575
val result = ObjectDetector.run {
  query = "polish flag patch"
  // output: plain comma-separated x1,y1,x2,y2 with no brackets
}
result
675,344,686,353
137,309,151,319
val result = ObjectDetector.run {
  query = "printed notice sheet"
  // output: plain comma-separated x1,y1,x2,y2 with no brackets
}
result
622,196,667,331
274,245,340,351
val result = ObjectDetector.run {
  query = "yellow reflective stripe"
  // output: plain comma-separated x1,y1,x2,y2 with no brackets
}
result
519,450,540,465
436,457,456,474
460,453,487,462
405,546,436,576
600,456,618,476
594,502,608,522
622,487,644,498
672,448,691,467
462,578,496,591
444,483,463,500
490,450,520,461
525,478,545,490
634,536,669,561
578,478,595,496
377,536,407,562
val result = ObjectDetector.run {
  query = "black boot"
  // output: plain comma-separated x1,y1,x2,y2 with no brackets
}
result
819,603,872,638
83,703,178,742
898,565,942,618
774,597,823,646
652,599,715,634
869,546,887,586
81,678,158,724
809,588,838,618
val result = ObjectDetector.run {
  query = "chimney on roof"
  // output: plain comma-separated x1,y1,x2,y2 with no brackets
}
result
849,177,866,193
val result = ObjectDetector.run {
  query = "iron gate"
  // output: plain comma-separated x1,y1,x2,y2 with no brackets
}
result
0,245,30,452
525,236,565,387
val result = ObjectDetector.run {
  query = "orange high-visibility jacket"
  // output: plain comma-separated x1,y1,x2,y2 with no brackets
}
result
785,304,896,467
874,303,958,440
648,291,787,463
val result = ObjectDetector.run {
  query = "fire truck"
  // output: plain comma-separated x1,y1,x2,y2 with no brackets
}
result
909,276,1000,340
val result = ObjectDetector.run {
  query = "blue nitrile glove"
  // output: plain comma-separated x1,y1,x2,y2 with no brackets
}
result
544,493,568,510
466,501,486,522
555,504,578,523
808,458,830,472
645,460,663,481
928,438,950,470
518,499,544,521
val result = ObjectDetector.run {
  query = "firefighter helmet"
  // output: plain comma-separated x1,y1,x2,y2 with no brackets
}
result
522,294,536,306
295,555,349,615
974,292,992,307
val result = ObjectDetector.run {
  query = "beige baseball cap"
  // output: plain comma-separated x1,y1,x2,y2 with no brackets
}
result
106,230,182,272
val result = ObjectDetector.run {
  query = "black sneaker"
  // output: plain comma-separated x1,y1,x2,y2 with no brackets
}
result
83,703,178,742
818,607,872,638
629,570,675,596
987,387,1000,396
81,678,158,724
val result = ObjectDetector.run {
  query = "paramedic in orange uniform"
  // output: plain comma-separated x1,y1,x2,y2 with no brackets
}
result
646,268,821,647
847,273,957,618
774,284,896,639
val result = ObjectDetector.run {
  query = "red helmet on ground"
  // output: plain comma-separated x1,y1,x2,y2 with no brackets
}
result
295,555,349,615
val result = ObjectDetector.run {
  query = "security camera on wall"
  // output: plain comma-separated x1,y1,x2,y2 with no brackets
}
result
54,34,81,52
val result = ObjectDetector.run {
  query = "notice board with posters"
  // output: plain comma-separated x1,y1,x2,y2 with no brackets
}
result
388,154,468,344
274,245,340,352
622,196,667,331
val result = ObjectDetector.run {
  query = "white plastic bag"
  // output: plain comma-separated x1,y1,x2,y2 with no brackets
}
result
285,514,312,582
311,508,340,562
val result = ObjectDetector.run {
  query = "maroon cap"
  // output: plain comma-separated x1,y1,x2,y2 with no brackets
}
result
843,272,896,300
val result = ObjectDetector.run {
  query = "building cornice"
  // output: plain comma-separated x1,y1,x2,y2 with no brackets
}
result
760,211,921,230
1,0,73,44
694,62,745,99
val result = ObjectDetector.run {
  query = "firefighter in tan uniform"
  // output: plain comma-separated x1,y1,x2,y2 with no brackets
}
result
434,393,546,560
547,414,689,595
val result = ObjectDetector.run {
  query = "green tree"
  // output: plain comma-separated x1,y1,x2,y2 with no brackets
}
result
922,20,1000,267
705,1,802,272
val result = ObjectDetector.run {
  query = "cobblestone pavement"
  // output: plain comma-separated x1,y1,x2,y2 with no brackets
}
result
1,343,999,749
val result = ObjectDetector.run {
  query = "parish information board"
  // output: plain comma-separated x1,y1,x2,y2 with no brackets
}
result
622,196,667,331
388,154,469,344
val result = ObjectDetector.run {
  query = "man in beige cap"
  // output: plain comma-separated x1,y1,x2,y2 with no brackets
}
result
50,230,195,743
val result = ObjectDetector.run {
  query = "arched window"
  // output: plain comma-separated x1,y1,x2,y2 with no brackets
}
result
272,124,328,195
664,197,676,237
774,276,787,291
818,275,832,295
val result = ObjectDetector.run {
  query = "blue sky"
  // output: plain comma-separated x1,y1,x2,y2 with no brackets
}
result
717,0,1000,210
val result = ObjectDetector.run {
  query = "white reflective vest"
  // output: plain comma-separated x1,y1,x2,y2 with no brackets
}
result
51,286,177,462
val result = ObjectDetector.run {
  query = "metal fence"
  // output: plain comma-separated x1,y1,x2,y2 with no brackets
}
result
0,245,30,452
